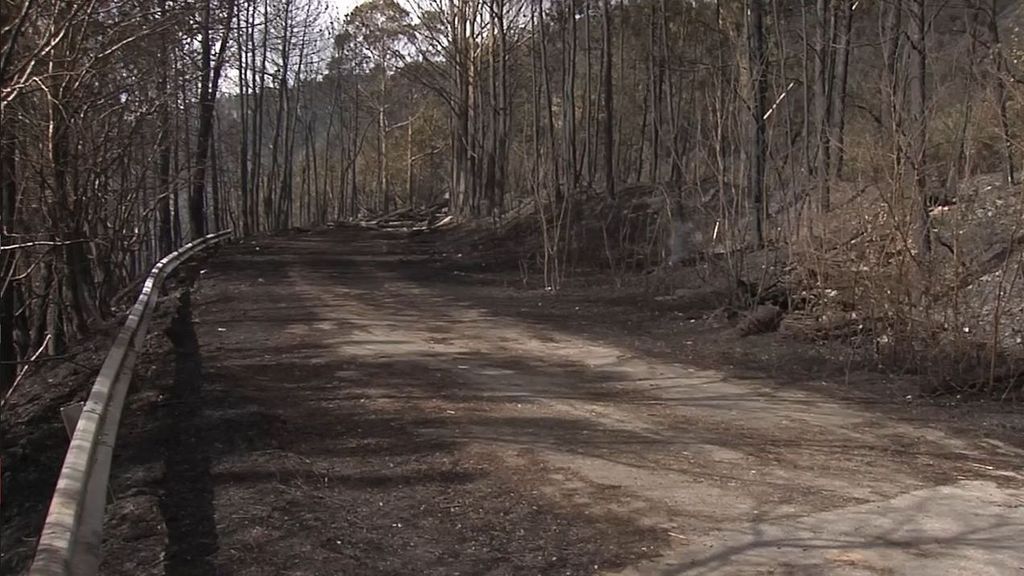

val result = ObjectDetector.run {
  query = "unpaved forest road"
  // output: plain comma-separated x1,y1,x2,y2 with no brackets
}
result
117,227,1023,575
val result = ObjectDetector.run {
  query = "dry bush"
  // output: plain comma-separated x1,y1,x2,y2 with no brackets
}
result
780,173,1024,398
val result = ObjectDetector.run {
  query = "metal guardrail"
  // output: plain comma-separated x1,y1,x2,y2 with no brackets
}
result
28,230,232,576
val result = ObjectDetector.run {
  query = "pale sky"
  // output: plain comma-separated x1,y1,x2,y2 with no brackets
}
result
326,0,363,18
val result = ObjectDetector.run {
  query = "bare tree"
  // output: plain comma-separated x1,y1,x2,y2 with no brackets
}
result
601,0,614,199
190,0,236,238
748,0,767,246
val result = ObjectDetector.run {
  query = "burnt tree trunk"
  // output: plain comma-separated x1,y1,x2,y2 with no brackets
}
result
190,0,233,239
601,0,615,199
829,0,853,180
988,0,1016,185
748,0,768,246
908,0,931,257
0,129,16,393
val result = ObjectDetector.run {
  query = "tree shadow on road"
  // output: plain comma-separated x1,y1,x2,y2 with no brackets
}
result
159,291,218,576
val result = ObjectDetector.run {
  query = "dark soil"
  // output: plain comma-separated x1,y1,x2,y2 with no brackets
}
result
1,322,120,574
99,229,664,576
3,225,1021,576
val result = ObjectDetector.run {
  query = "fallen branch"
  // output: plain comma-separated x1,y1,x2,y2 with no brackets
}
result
2,334,51,407
0,238,95,252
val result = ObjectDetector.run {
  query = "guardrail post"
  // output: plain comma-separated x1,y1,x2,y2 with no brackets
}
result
59,404,84,438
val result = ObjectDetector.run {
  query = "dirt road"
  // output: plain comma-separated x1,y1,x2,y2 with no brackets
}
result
104,227,1023,575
